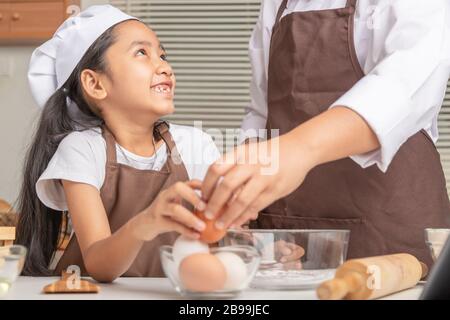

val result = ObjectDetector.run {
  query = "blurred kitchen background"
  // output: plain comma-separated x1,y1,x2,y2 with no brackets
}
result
0,0,449,209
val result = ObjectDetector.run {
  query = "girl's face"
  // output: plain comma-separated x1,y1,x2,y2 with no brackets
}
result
97,20,175,119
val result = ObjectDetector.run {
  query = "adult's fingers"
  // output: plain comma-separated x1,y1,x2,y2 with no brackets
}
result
279,242,305,263
205,165,253,223
275,240,292,256
201,148,239,202
228,184,277,229
186,179,202,190
283,243,306,261
164,203,206,232
247,188,279,214
282,261,303,270
274,239,303,268
229,210,259,229
217,176,268,229
275,240,290,261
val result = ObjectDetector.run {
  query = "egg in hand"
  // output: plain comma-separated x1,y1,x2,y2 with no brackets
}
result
194,207,227,244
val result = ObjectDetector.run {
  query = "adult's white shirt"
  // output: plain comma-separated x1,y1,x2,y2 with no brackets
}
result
241,0,450,172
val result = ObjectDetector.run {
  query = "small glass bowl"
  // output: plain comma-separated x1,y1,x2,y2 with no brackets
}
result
160,244,260,298
425,228,450,261
0,245,27,297
220,229,350,290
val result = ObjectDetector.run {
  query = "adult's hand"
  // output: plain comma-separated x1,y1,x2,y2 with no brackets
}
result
200,106,380,230
201,131,316,229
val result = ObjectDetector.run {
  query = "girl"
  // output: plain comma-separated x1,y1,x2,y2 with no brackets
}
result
16,5,220,281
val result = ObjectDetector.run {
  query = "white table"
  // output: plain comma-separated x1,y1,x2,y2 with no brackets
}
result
3,276,424,300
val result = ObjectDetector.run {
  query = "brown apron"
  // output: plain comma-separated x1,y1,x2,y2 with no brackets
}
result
55,121,192,277
250,0,450,268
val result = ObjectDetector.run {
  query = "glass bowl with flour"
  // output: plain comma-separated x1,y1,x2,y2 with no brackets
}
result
221,229,350,290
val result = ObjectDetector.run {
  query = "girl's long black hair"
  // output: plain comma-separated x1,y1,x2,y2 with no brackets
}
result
15,21,132,276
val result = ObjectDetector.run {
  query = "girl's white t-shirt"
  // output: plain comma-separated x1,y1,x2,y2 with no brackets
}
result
36,123,221,211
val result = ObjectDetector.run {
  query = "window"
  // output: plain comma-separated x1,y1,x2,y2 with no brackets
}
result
438,83,450,195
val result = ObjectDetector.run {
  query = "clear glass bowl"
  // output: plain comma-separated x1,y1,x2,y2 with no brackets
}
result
160,244,260,298
425,228,450,262
220,229,350,290
0,245,27,297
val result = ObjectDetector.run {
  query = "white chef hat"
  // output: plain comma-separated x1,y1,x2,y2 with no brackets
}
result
27,5,138,110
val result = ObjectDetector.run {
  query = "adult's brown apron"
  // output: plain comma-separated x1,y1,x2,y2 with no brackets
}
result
249,0,450,268
54,121,191,277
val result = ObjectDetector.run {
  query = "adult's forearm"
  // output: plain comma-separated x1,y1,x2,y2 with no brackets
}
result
288,106,380,168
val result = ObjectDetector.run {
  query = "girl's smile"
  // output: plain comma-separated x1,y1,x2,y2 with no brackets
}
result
150,80,173,98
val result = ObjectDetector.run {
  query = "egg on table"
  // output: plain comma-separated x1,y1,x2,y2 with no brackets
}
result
215,251,248,290
172,235,209,269
178,253,227,292
171,221,247,293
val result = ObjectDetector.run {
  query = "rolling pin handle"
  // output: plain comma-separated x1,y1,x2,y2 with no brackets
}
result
317,278,348,300
317,271,364,300
419,262,428,279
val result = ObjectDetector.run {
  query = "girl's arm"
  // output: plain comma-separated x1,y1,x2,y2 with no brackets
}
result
62,179,206,282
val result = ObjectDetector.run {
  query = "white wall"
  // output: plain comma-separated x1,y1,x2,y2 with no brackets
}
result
0,0,107,206
0,47,39,206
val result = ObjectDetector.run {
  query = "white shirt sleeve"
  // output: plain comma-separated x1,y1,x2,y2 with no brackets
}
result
36,131,103,211
242,0,450,172
330,0,450,172
239,0,275,143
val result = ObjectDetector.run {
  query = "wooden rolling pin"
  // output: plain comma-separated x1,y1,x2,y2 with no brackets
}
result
317,253,428,300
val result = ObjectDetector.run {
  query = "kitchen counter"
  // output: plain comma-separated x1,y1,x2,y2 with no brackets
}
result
2,276,424,300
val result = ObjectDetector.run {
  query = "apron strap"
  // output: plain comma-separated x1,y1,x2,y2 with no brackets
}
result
345,0,357,8
275,0,289,24
276,0,356,25
101,125,118,164
154,121,173,155
154,121,184,169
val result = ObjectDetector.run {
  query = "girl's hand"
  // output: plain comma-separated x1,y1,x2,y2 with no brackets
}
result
201,132,317,230
133,180,207,241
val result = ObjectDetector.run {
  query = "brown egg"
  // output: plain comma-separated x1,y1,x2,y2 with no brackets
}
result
195,208,227,244
179,253,227,292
